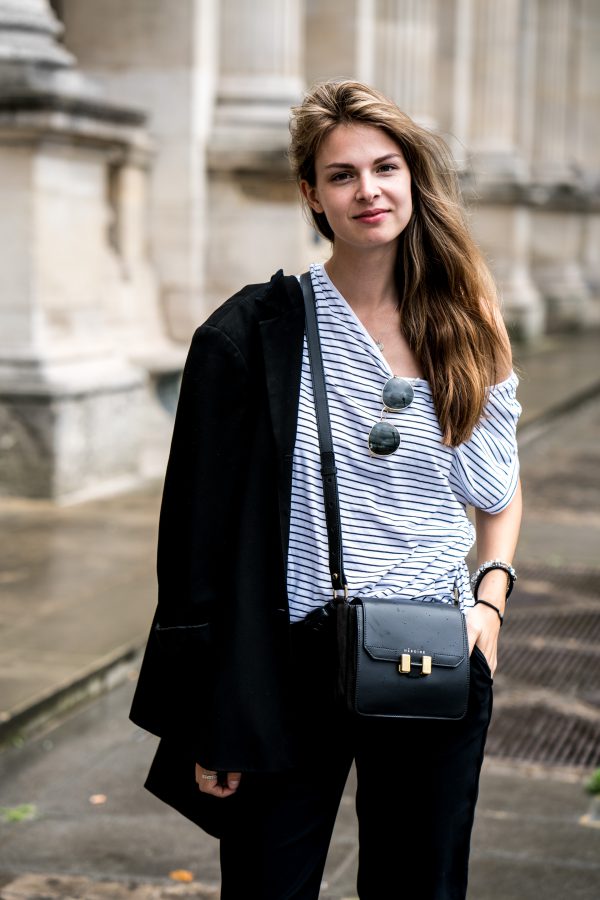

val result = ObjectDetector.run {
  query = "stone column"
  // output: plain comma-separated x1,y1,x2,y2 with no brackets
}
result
0,0,154,499
453,0,538,169
462,0,543,338
371,0,439,128
309,0,439,129
207,0,309,303
468,0,527,182
529,0,591,329
214,0,303,148
581,216,600,325
450,0,472,166
530,209,591,331
469,204,546,340
306,0,359,85
574,0,600,321
574,0,600,176
531,0,574,184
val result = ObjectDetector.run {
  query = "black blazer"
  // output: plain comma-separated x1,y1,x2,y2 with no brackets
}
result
129,271,308,836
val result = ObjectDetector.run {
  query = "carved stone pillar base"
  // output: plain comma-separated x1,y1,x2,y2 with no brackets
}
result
204,171,315,308
0,359,145,501
582,213,600,325
531,210,593,332
470,204,545,341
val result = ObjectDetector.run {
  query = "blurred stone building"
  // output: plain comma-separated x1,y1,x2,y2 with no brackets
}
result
0,0,598,499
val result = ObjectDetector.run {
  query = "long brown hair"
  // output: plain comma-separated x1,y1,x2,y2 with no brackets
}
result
288,80,512,446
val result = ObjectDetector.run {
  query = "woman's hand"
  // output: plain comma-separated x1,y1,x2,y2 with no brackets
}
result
465,602,501,675
195,763,242,798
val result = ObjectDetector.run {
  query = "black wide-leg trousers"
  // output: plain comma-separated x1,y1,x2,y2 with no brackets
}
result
219,630,493,900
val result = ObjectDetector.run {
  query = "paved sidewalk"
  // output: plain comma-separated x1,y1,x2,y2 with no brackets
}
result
0,486,160,743
0,679,598,900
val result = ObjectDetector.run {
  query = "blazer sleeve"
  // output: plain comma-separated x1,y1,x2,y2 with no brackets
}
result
156,323,250,623
129,323,249,740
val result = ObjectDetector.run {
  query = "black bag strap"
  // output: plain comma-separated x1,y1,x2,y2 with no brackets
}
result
300,272,347,595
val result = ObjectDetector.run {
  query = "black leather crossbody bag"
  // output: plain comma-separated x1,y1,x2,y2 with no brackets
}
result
298,272,470,720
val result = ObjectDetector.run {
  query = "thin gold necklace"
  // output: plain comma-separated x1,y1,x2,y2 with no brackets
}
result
369,310,399,352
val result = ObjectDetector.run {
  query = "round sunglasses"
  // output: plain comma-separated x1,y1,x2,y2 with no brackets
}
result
368,376,415,457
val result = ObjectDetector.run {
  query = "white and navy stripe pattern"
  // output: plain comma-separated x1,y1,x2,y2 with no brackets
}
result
286,263,521,623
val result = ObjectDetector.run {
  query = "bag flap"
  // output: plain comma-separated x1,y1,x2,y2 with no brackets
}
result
359,598,467,668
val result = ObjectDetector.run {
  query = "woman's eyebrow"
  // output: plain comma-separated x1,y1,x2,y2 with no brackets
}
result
324,153,403,170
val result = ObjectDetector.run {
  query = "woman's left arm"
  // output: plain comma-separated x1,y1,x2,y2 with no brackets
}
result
467,479,523,674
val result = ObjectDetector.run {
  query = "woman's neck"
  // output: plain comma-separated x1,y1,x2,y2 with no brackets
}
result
323,244,399,314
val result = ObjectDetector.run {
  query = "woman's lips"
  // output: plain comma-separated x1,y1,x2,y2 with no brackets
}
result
354,210,389,224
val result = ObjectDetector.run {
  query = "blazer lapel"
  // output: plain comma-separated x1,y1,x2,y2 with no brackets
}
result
258,272,305,569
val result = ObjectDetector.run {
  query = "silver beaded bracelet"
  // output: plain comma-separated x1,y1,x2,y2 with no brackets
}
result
470,559,517,601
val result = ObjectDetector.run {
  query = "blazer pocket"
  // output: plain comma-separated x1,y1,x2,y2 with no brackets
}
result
154,621,212,656
147,621,214,743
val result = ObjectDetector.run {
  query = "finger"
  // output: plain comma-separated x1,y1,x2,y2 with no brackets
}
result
194,764,242,798
206,782,238,798
207,772,242,796
197,778,226,796
224,772,242,792
195,763,218,782
195,763,219,790
199,778,240,798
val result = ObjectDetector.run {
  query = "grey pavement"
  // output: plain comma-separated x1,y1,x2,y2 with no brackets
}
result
0,672,598,900
0,328,599,898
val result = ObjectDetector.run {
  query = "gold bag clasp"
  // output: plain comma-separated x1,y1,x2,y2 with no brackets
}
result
398,653,432,676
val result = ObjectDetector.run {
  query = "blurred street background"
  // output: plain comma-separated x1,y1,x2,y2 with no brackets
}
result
1,2,599,899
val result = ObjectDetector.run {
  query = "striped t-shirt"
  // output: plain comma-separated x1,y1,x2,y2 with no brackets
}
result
286,263,521,623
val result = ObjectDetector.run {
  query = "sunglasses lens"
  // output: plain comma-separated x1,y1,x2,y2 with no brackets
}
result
382,377,414,411
368,421,401,456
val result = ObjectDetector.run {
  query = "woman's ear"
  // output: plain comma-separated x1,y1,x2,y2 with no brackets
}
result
300,180,324,214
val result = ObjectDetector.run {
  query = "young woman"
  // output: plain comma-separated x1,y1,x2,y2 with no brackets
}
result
130,80,522,899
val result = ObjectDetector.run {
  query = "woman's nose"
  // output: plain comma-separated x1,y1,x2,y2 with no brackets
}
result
355,174,380,202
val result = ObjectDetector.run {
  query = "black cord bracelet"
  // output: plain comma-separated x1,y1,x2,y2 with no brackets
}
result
475,598,504,626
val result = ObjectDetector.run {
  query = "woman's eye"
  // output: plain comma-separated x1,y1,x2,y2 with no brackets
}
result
378,164,397,173
331,172,352,182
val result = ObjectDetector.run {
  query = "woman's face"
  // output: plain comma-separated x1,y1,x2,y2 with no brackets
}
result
301,123,413,252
